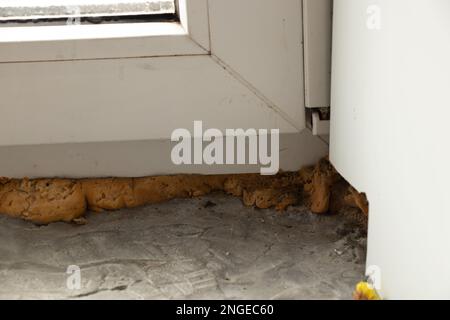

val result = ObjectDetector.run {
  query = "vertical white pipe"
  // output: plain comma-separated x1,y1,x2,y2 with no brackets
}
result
331,0,450,299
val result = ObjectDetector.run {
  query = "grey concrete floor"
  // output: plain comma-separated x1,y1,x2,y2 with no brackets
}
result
0,194,366,300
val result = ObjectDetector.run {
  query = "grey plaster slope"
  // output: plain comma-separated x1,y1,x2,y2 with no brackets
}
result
0,194,366,300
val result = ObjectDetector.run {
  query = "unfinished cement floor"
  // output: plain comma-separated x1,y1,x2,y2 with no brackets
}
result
0,194,367,300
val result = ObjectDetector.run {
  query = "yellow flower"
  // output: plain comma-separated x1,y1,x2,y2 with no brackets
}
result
353,282,381,300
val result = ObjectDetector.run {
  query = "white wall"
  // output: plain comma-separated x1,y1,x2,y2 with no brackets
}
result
331,0,450,299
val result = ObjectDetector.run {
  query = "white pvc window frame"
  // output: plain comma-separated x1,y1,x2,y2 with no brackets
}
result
0,0,210,62
0,0,328,178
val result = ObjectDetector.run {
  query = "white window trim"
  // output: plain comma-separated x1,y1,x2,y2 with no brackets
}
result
0,0,328,178
0,0,210,62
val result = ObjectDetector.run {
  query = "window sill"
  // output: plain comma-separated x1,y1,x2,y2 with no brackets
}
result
0,22,207,63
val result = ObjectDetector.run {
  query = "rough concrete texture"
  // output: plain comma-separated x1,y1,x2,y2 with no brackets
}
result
0,194,366,300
